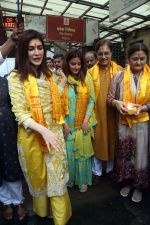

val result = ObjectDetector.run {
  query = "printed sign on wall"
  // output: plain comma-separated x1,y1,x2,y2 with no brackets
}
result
46,15,84,43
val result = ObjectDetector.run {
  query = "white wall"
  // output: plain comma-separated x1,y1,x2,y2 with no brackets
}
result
0,58,15,77
46,50,54,58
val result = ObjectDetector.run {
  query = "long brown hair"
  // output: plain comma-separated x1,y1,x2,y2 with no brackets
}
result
63,48,87,84
15,29,51,81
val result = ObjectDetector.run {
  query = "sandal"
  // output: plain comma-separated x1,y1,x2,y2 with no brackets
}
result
2,204,13,221
120,186,131,197
16,203,27,221
79,185,88,193
132,189,143,203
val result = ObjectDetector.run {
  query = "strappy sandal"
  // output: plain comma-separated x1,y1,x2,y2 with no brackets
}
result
2,204,13,221
79,185,88,193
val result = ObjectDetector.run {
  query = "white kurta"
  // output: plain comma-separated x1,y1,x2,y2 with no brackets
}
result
0,51,5,65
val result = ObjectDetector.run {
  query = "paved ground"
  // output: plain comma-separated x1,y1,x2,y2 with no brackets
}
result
0,175,150,225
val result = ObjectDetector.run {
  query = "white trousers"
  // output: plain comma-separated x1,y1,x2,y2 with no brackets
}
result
0,180,23,205
92,157,114,176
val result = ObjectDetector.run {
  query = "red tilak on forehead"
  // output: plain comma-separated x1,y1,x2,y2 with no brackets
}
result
34,42,38,48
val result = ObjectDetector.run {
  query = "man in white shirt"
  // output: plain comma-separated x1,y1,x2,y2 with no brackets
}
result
0,20,26,222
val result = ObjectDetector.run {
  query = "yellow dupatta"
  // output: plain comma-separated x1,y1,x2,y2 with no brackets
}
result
23,74,65,152
64,73,96,159
74,129,94,159
64,73,96,129
122,64,150,127
89,61,122,99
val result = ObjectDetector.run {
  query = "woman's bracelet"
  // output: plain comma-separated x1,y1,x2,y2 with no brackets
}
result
142,105,148,112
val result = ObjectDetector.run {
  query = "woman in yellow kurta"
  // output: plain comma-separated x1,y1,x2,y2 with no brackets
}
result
8,30,71,225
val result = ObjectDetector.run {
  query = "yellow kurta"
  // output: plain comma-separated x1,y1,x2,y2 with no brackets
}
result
8,71,69,197
89,62,122,160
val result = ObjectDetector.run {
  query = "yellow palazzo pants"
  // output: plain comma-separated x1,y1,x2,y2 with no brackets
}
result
33,191,72,225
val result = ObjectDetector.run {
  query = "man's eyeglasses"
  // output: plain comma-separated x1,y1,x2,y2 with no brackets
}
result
97,52,111,58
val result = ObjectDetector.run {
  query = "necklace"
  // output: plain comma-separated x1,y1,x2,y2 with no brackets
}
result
133,73,140,86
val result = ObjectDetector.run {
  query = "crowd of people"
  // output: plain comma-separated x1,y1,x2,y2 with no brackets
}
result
0,25,150,225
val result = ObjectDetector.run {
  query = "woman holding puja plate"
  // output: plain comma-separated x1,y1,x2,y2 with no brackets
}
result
108,42,150,203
